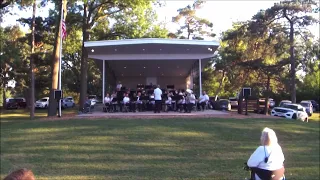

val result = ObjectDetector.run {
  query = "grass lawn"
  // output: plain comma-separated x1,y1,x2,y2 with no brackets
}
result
1,113,319,179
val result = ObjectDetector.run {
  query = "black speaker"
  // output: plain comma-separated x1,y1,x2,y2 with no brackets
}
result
54,90,63,100
242,87,251,97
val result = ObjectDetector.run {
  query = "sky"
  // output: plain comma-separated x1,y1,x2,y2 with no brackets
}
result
2,0,319,40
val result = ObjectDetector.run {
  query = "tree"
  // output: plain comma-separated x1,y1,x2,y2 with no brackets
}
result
260,0,319,103
0,26,25,107
77,0,155,110
172,0,215,40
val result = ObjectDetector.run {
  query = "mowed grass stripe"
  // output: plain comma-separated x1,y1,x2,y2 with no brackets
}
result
1,118,319,180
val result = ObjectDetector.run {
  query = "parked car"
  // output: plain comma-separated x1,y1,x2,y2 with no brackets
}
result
279,100,292,107
35,97,49,109
62,96,75,108
305,100,319,111
300,101,313,116
6,98,27,109
219,99,231,111
271,103,308,122
229,97,238,108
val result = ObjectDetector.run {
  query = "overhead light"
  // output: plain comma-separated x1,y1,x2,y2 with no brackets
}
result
208,48,212,51
158,66,160,68
114,49,117,51
139,74,142,76
91,49,94,52
177,66,179,68
124,66,126,69
180,74,182,75
142,49,145,51
187,49,189,51
121,74,124,76
159,49,162,51
143,66,146,68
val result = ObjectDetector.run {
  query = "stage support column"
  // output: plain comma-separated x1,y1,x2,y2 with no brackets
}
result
102,60,105,102
199,59,202,97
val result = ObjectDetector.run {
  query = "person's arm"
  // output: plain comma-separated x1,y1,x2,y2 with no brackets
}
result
247,146,263,167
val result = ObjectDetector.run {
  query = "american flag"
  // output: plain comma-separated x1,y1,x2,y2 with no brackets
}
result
61,19,67,40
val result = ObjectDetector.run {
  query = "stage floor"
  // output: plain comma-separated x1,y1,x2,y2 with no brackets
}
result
78,110,228,117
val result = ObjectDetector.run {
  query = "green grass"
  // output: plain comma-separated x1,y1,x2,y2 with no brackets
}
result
310,112,320,122
1,116,319,179
0,108,77,120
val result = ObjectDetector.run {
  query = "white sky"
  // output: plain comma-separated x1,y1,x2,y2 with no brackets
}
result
2,0,319,40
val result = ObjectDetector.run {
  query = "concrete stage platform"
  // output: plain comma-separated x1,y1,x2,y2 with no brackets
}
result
78,110,228,117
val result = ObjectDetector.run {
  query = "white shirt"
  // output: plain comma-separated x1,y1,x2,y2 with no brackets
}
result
189,94,196,104
116,84,122,89
248,145,285,171
123,97,130,104
104,97,111,103
154,88,162,100
199,94,209,103
165,97,172,104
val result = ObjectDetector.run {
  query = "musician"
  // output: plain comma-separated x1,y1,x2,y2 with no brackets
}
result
121,93,130,112
164,92,173,112
130,93,137,112
185,89,196,113
116,81,122,91
104,93,112,112
136,92,143,112
153,85,162,113
104,93,112,105
198,91,209,111
111,92,118,112
177,91,185,112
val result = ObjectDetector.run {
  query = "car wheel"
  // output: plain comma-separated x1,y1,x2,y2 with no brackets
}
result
292,113,297,119
45,105,48,108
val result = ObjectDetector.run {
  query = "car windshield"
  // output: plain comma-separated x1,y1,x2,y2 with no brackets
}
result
40,99,48,102
283,104,299,110
8,99,16,102
67,98,73,100
300,103,309,107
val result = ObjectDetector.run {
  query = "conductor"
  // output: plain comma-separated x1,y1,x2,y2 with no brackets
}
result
153,85,162,113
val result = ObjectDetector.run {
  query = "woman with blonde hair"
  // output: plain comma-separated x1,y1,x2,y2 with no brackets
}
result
247,127,285,180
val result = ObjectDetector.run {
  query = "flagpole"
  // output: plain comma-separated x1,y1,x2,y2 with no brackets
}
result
58,1,63,117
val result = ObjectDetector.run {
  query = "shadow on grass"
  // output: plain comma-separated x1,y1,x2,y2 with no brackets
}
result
1,118,319,180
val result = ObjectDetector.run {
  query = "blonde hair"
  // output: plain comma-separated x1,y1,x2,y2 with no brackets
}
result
4,168,35,180
260,127,278,146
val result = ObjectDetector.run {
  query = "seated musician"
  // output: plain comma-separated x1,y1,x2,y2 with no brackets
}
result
130,93,137,112
185,90,196,113
136,92,143,112
104,93,112,112
121,93,130,112
177,91,185,112
164,92,173,112
110,92,118,112
198,91,209,111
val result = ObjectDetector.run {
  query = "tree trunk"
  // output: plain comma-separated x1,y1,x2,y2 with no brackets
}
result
79,3,89,111
48,0,67,116
29,0,36,119
289,22,296,103
264,75,271,115
2,83,6,108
